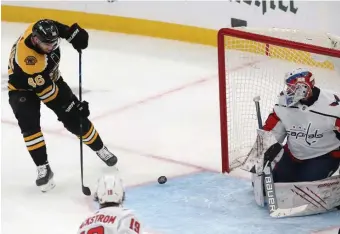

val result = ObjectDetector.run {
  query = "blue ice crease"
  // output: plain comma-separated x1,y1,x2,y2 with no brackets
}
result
123,172,339,234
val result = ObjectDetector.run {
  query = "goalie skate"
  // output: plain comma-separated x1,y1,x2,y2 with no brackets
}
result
36,163,55,192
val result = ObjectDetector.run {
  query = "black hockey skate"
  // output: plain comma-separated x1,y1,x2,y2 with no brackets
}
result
36,163,55,192
96,146,118,166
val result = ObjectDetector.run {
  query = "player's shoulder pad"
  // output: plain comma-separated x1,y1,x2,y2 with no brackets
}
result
120,208,135,218
320,89,340,105
15,24,48,75
316,89,340,117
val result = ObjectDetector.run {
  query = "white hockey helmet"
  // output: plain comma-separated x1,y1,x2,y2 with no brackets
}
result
96,173,125,205
283,68,315,106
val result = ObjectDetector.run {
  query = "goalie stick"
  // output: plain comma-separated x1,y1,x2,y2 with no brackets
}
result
253,96,307,217
253,96,263,129
79,51,91,196
253,96,278,215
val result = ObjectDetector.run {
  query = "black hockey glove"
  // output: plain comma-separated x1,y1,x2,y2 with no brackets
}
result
66,23,89,51
264,142,282,163
76,100,90,118
64,100,90,118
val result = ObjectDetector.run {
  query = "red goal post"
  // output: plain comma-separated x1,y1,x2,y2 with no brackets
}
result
217,27,340,173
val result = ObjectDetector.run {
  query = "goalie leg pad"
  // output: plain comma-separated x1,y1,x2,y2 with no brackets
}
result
274,175,340,217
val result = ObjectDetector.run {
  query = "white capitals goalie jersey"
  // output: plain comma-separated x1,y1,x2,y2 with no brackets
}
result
263,88,340,160
77,206,143,234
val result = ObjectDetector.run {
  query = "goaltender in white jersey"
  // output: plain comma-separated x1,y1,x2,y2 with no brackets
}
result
248,67,340,217
77,173,143,234
262,68,340,183
268,85,340,160
249,35,340,217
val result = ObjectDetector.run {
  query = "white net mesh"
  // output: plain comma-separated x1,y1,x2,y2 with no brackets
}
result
220,27,340,171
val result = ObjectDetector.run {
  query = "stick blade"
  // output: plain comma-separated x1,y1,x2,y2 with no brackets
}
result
82,186,91,196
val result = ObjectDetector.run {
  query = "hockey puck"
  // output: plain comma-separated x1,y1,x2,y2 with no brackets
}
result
158,176,167,184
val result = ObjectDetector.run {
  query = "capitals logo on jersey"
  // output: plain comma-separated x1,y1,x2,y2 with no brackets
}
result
286,122,324,145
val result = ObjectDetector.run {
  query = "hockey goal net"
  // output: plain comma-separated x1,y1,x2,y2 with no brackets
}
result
218,27,340,173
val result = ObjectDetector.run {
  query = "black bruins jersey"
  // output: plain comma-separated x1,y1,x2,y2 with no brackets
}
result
8,23,61,105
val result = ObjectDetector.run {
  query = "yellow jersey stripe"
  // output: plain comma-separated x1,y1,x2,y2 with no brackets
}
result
84,132,99,145
27,141,46,151
37,85,53,97
24,132,43,141
8,83,17,91
83,124,94,139
42,86,59,103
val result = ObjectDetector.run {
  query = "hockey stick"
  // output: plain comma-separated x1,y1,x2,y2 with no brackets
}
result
253,96,282,165
79,50,91,196
253,96,263,129
249,96,264,174
253,96,279,215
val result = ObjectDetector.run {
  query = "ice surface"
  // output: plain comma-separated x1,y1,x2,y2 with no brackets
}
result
1,22,339,234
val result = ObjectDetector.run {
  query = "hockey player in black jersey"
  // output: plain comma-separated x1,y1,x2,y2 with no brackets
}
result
7,19,118,192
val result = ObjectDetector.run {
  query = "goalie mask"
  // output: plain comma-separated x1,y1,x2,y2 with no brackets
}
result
283,68,315,106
